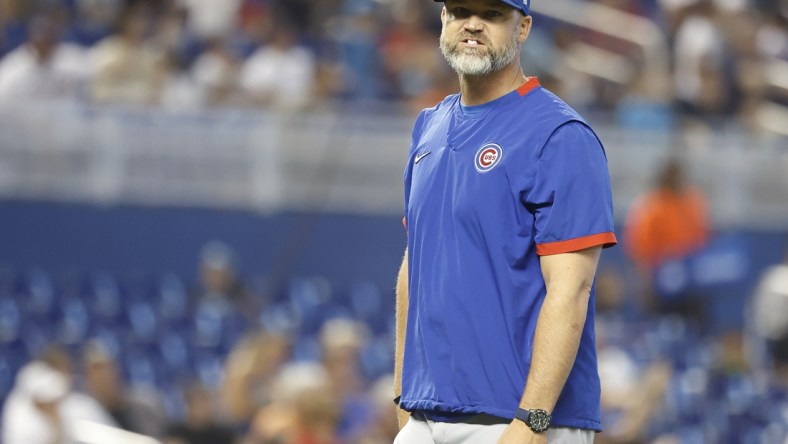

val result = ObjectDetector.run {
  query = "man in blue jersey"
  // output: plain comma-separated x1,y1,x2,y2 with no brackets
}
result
394,0,617,443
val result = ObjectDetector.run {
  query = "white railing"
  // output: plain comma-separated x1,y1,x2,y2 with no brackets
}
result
0,101,786,228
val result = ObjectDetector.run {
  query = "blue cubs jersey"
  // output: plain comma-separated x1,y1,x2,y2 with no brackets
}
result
401,78,617,431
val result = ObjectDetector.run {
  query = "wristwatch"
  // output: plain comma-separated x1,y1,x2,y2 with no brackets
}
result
515,408,552,433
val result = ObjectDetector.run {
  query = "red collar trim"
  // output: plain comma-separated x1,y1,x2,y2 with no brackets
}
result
517,76,541,96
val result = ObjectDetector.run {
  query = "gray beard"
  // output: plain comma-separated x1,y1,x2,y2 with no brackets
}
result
439,30,519,76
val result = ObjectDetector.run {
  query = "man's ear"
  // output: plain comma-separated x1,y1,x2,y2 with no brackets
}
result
517,14,532,44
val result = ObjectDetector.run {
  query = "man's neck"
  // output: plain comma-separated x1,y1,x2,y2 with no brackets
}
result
458,63,525,106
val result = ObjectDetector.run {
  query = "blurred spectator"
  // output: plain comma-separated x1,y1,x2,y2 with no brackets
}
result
379,11,445,103
355,374,399,444
546,26,596,109
90,7,166,105
0,0,31,56
159,51,202,111
2,346,114,444
2,361,71,444
673,0,736,119
319,318,374,443
163,382,239,444
597,354,672,444
245,362,341,444
749,247,788,380
239,23,315,110
624,158,710,268
195,241,258,322
82,340,167,438
594,268,674,443
222,331,291,425
179,0,242,41
332,0,382,101
755,12,788,61
0,13,90,101
191,38,242,107
64,0,122,46
155,4,203,112
624,157,710,322
616,70,676,131
290,384,342,444
157,5,202,112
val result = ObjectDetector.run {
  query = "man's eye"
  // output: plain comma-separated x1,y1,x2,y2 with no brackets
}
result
451,7,471,18
484,10,503,19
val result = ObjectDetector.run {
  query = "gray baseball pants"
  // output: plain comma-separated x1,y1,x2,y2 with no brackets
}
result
394,413,595,444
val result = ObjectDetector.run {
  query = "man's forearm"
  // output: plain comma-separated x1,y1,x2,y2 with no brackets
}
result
519,290,588,412
519,247,601,414
394,250,411,427
394,251,408,396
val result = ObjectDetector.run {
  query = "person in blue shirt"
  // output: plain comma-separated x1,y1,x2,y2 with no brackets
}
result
394,0,617,443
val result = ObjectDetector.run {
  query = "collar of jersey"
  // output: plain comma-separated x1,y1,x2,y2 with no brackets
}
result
455,77,541,120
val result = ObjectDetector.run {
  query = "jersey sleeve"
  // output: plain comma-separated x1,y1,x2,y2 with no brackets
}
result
524,121,617,256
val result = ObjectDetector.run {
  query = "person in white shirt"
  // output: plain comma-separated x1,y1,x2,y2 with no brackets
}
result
239,24,315,110
177,0,243,41
1,359,115,444
91,9,167,105
749,249,788,380
0,15,91,102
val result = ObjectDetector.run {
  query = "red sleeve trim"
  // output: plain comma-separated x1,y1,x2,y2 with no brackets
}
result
536,232,618,256
517,77,541,96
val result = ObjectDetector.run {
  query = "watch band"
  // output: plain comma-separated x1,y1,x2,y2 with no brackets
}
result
514,407,531,424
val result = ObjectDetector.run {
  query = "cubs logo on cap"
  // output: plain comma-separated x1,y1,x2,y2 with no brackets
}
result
474,143,503,173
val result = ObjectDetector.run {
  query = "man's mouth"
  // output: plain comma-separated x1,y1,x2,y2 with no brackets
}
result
460,36,485,47
460,39,484,48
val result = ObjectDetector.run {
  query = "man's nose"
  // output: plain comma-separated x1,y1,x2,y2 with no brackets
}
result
463,15,484,32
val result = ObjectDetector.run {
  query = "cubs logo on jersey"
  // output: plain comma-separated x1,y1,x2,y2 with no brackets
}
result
474,143,503,173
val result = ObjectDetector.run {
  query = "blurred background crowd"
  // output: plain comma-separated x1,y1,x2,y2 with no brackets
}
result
0,0,787,443
0,0,786,131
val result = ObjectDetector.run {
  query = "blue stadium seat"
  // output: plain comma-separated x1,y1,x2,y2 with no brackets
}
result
88,272,123,323
126,300,160,345
193,352,224,389
123,347,163,388
90,328,124,360
291,335,321,362
157,330,192,375
360,335,394,381
288,276,334,336
56,296,91,346
23,316,57,350
21,269,57,321
0,297,21,344
158,384,187,422
192,300,229,350
0,341,29,399
155,273,190,326
0,266,17,299
348,279,390,334
259,300,299,335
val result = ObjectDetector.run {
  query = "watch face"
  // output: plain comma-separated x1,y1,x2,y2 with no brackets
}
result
528,410,551,432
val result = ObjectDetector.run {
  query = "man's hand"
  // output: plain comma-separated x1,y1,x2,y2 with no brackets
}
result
496,420,547,444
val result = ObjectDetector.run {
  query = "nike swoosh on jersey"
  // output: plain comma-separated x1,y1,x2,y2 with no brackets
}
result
415,151,432,164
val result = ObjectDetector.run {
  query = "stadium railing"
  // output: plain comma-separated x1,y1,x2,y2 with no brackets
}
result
0,100,786,229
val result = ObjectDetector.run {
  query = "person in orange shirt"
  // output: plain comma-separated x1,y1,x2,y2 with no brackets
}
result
624,158,710,319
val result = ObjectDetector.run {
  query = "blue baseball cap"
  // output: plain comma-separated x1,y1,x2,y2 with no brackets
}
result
434,0,530,15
